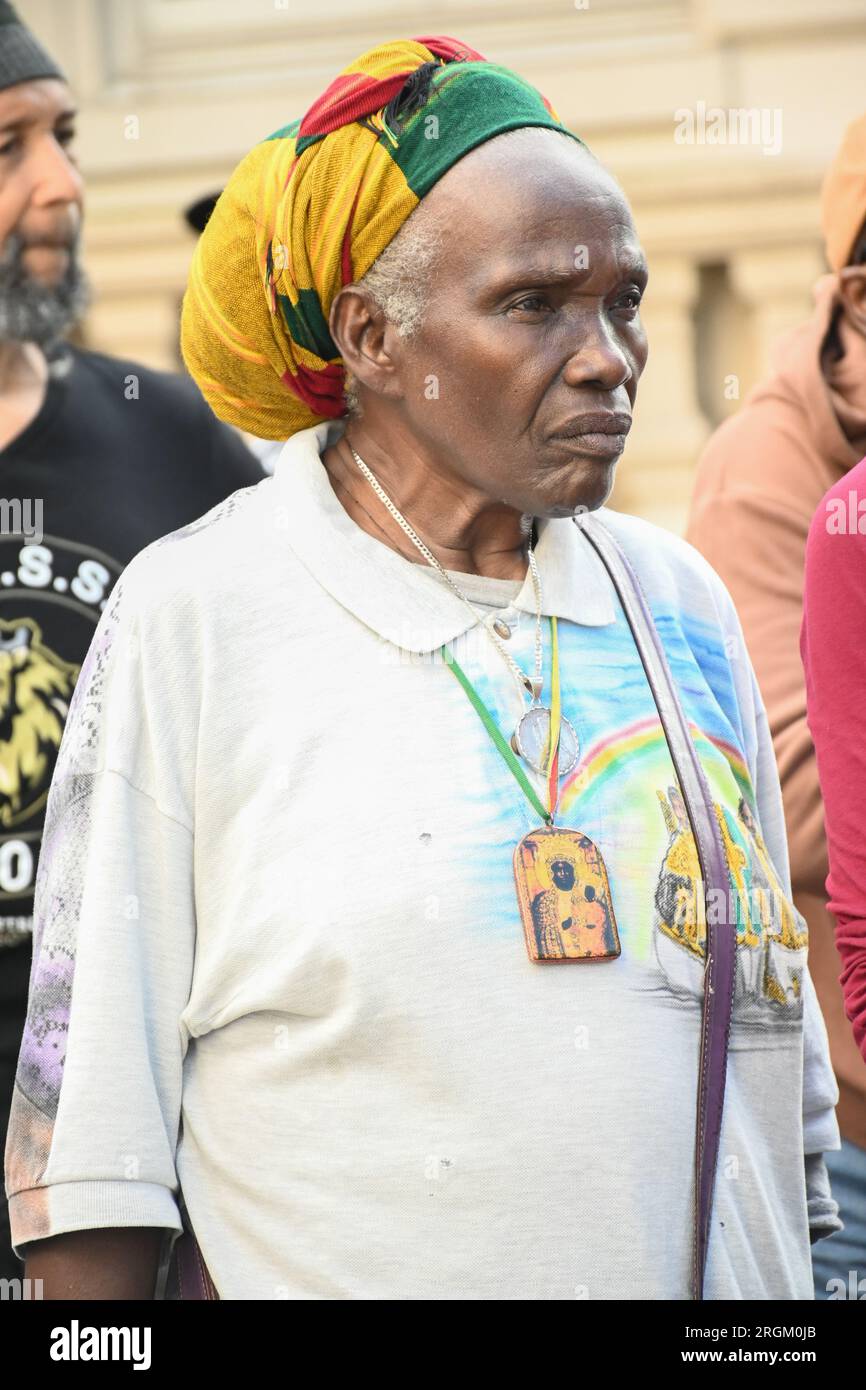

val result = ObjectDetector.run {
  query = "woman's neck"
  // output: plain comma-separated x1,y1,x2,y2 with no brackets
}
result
321,431,531,581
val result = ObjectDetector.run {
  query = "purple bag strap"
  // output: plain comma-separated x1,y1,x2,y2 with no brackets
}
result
161,1191,218,1300
575,512,736,1301
167,1227,219,1301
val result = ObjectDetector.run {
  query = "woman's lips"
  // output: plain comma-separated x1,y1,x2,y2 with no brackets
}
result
549,430,629,458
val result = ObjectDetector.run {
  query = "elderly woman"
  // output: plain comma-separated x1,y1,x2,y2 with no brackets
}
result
4,36,841,1300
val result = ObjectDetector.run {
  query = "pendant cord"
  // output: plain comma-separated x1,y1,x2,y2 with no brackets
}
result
547,616,562,823
439,619,561,822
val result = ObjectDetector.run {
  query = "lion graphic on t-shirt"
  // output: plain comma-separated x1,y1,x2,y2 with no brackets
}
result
0,618,79,829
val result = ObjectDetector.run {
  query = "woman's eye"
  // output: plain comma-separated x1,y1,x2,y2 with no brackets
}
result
507,295,550,314
617,290,643,312
0,138,19,157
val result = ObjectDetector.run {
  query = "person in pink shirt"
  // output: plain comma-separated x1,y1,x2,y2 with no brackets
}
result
802,451,866,1067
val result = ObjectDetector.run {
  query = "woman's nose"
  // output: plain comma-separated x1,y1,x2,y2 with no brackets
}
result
561,317,633,392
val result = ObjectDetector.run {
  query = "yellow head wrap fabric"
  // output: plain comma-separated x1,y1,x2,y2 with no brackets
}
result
180,35,584,439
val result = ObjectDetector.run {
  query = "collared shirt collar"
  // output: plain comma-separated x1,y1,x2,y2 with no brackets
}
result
271,419,617,653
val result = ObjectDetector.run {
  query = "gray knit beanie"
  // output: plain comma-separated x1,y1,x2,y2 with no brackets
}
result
0,2,64,93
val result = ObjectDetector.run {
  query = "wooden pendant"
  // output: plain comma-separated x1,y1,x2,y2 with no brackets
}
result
514,825,621,962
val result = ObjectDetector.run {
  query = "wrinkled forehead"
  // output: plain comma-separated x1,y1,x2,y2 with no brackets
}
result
423,130,643,283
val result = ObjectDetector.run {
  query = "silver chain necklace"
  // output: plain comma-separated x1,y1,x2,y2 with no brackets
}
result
348,443,580,776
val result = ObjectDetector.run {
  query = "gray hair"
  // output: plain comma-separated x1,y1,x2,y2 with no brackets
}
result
341,126,597,419
342,202,447,419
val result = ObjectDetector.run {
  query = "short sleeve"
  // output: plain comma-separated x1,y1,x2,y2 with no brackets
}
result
3,565,196,1258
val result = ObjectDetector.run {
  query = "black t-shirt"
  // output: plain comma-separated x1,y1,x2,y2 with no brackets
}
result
0,344,264,1071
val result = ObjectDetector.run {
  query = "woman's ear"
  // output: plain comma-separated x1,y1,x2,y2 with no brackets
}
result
329,285,400,405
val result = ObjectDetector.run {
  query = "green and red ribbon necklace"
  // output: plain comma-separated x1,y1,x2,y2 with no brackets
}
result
443,614,563,824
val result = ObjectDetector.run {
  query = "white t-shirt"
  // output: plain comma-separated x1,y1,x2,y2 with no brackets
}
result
4,418,841,1299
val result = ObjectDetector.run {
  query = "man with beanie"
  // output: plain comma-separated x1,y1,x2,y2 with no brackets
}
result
0,3,263,1281
687,112,866,1299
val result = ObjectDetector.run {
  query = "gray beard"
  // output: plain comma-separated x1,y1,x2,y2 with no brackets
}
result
0,230,91,349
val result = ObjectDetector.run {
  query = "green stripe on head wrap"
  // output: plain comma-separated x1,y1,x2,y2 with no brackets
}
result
388,62,586,198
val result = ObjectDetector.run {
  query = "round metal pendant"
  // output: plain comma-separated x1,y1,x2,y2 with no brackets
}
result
511,707,579,776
